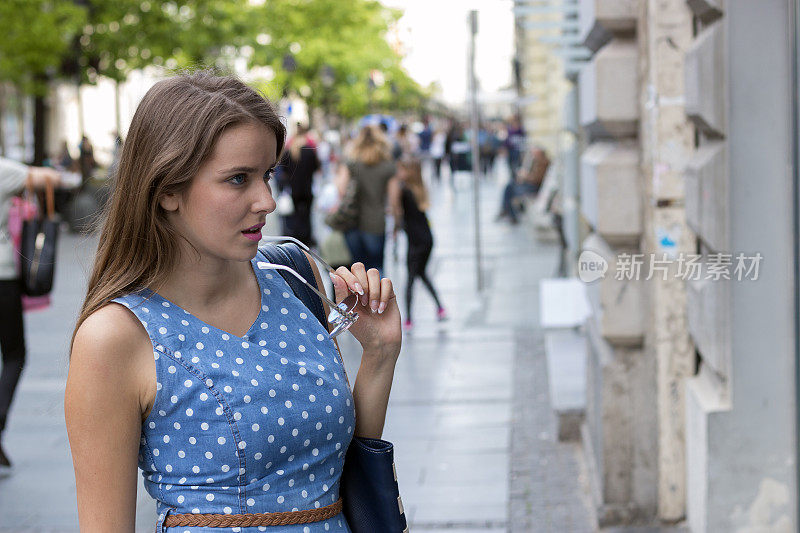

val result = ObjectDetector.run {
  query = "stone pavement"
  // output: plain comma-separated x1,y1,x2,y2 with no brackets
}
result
0,169,600,531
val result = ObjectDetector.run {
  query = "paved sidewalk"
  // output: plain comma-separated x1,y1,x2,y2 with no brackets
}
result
338,172,595,532
0,170,598,531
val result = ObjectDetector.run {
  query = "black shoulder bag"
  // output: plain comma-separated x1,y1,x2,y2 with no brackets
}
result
258,243,409,533
20,176,59,296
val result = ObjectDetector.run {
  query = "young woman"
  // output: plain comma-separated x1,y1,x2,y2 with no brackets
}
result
391,156,446,331
64,72,401,532
342,126,396,274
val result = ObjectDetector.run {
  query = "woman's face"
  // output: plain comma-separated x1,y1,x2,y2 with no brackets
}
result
161,121,278,263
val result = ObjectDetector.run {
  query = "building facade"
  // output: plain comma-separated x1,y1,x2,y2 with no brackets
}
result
515,0,800,530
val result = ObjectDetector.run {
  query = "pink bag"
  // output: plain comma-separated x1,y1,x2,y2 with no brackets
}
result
8,195,51,311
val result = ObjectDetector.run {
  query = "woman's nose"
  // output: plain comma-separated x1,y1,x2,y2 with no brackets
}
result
253,179,277,214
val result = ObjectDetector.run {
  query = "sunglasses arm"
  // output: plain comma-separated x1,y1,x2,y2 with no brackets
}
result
259,236,336,274
255,262,354,320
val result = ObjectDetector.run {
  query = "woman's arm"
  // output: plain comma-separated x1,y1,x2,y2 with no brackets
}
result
0,158,60,199
65,304,153,532
333,162,350,197
304,253,401,439
387,176,403,220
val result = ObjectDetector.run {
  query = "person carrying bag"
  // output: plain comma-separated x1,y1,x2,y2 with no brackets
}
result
0,157,60,471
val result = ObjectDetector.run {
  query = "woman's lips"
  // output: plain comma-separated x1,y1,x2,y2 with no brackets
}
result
241,222,264,241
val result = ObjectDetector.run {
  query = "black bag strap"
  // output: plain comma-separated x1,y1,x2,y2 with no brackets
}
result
257,243,327,330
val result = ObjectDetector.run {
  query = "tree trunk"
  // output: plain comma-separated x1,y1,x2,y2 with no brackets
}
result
0,83,6,157
15,87,25,157
76,83,85,139
33,93,47,166
114,80,122,136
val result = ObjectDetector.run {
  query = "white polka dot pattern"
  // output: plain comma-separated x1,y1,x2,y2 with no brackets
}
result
112,255,354,532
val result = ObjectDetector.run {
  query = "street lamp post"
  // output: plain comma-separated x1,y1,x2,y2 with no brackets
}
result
468,10,484,292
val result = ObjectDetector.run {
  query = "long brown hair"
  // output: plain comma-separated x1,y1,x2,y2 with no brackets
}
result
398,156,429,211
70,71,286,352
348,125,391,165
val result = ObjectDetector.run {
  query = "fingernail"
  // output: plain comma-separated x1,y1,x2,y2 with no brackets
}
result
370,300,379,313
329,272,338,282
378,302,386,314
354,283,364,295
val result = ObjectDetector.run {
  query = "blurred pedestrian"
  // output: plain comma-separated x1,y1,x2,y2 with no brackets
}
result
504,115,526,177
343,125,396,273
478,125,500,177
430,126,447,182
276,124,320,247
446,123,470,186
379,121,402,161
391,156,446,331
65,71,401,531
0,157,61,472
56,141,75,171
78,135,96,184
417,117,432,158
496,145,550,225
396,124,418,158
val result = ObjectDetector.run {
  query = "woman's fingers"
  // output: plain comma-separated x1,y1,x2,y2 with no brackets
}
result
378,277,394,314
329,270,350,303
332,266,360,303
366,268,381,312
349,263,370,306
332,263,394,314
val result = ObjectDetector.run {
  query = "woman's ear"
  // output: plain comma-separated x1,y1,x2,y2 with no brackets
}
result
159,193,179,212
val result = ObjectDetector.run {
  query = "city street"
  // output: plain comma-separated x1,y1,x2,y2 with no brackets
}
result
1,1,795,531
0,171,598,532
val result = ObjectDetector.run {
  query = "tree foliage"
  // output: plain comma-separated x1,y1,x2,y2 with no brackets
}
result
0,0,430,118
242,0,429,118
0,0,85,94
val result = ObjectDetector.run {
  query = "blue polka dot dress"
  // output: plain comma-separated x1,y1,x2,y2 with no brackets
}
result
111,256,355,533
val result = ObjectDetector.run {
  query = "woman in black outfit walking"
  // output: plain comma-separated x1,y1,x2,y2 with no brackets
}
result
391,156,446,331
276,125,319,247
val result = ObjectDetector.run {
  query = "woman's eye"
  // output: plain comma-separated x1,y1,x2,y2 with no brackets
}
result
228,173,247,185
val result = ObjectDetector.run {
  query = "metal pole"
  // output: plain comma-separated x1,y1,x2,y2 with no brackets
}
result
469,10,484,292
565,83,580,277
790,0,800,524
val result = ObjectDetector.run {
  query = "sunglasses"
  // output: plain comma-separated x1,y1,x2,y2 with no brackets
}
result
256,236,359,339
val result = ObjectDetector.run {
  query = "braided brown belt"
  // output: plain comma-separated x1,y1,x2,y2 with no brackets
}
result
163,498,343,527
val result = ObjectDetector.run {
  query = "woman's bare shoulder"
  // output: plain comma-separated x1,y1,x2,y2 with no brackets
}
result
70,302,154,392
73,302,152,358
68,302,156,419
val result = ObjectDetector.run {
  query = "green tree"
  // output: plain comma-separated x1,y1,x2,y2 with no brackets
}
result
0,1,85,93
74,0,254,83
0,0,255,162
248,0,428,119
